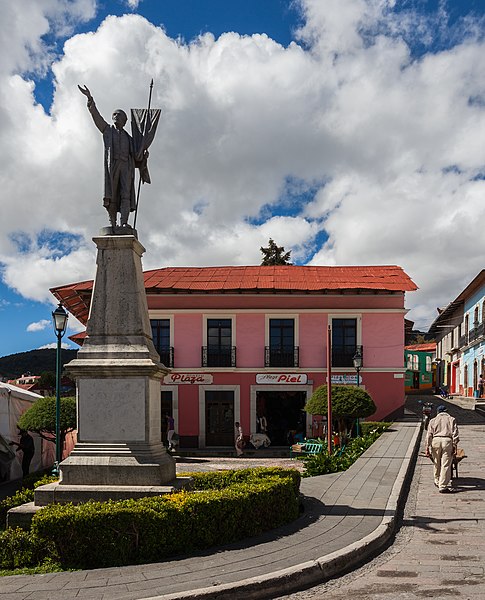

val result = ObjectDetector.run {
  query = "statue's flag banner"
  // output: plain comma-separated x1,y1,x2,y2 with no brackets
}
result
131,108,162,184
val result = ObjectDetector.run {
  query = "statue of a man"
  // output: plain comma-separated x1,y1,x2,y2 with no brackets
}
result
78,85,137,229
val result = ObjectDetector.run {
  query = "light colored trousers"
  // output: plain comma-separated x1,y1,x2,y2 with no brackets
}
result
167,429,174,449
431,436,453,490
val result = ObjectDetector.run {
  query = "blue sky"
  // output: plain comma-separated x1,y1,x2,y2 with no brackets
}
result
1,0,485,359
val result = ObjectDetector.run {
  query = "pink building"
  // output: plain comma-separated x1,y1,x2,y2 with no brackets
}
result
52,265,417,449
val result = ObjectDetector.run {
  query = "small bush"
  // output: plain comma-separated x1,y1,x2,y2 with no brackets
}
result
303,430,383,477
0,474,58,530
0,489,35,531
21,468,57,490
360,421,391,436
305,385,376,419
0,528,56,570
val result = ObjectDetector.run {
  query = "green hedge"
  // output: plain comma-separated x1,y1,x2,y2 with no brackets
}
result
25,468,300,570
0,474,58,531
186,466,301,494
0,527,56,571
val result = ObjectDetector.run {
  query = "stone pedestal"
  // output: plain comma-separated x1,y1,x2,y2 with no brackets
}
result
32,235,177,509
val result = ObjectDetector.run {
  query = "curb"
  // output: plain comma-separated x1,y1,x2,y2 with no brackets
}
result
142,421,422,600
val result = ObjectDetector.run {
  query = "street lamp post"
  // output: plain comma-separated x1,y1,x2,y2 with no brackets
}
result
353,348,363,387
52,303,68,476
353,348,363,437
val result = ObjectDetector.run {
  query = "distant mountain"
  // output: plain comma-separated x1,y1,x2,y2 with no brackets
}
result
0,348,78,380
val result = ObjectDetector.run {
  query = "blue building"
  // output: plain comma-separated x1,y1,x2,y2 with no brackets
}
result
461,274,485,397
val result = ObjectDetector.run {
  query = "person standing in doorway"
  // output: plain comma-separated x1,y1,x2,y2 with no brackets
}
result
235,421,244,457
425,405,459,493
478,373,484,398
257,414,267,434
166,414,175,451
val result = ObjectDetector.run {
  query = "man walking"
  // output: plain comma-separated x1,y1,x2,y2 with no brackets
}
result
425,405,459,493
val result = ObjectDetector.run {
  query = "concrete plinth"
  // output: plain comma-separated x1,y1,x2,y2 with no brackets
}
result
8,475,193,528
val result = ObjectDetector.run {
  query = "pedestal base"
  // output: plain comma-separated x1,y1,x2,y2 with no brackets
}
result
59,442,176,486
35,478,192,506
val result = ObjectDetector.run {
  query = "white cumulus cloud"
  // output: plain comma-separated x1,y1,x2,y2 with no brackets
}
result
26,319,51,332
0,0,484,332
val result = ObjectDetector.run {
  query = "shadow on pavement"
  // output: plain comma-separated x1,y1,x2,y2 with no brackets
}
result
321,504,394,517
402,515,485,532
453,477,485,491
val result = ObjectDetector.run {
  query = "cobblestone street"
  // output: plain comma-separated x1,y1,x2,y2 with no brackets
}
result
277,396,485,600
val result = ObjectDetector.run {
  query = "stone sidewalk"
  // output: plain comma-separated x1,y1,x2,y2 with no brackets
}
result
0,419,421,600
279,395,485,599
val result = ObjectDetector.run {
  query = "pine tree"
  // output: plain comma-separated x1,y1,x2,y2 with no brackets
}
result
260,238,292,265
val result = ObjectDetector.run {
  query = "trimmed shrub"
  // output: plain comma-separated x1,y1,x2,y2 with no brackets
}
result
0,527,56,570
0,489,35,531
186,466,301,495
0,474,58,530
22,469,58,490
30,469,300,569
17,396,76,447
305,385,376,419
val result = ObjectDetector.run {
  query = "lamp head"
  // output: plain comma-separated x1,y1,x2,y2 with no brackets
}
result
52,303,68,335
353,348,363,369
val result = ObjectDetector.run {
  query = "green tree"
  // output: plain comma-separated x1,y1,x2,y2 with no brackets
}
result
305,385,376,419
17,396,76,449
260,238,292,265
39,371,56,389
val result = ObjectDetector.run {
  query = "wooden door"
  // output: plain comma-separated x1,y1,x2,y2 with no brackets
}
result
205,391,234,446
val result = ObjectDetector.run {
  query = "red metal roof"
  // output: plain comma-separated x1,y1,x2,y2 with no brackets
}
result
51,265,417,324
404,343,436,351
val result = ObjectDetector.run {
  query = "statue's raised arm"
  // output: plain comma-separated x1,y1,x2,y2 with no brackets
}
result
78,84,93,104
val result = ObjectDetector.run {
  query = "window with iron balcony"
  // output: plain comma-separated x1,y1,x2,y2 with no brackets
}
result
202,319,236,367
151,319,174,367
332,318,361,367
266,318,299,367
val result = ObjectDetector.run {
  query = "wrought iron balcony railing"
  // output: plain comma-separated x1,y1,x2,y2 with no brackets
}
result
156,346,174,368
265,346,299,368
202,346,236,368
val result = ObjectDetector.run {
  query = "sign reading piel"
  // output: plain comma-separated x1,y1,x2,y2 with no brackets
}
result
256,374,308,384
163,373,213,385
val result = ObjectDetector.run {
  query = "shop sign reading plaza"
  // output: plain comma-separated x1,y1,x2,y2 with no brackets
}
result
163,373,213,385
256,374,308,384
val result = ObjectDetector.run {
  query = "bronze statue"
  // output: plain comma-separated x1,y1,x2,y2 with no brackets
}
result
78,84,160,230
